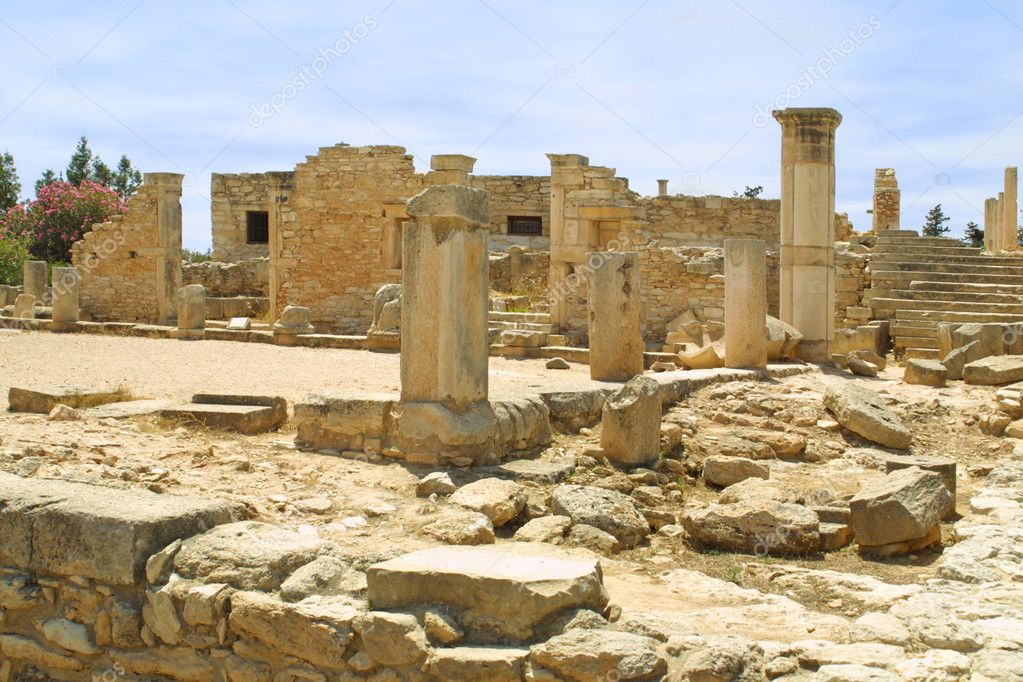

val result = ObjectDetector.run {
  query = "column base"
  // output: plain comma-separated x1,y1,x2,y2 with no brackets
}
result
796,339,830,363
169,329,206,341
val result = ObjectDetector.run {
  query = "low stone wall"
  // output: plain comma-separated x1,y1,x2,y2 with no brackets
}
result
489,250,549,297
182,258,269,297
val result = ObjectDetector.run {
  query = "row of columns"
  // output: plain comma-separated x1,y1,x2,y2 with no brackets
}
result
984,167,1018,252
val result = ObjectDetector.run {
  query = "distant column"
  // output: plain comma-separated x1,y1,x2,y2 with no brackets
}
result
587,251,644,381
871,168,900,231
774,107,842,361
1002,167,1018,251
170,284,205,340
23,261,47,300
50,266,79,331
724,239,768,369
149,173,184,326
984,198,998,252
657,179,669,197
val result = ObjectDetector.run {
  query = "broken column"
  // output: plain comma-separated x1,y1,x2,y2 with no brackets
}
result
984,197,999,252
657,179,669,197
724,238,767,369
23,260,47,300
50,266,79,332
170,284,205,340
871,168,900,231
272,305,315,345
13,294,35,319
586,252,644,382
149,173,185,326
773,107,842,361
393,185,494,465
428,155,476,186
1001,167,1018,251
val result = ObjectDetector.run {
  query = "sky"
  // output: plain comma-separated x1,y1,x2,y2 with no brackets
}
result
1,0,1021,250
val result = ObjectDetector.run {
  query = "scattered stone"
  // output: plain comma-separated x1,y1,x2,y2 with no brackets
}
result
280,555,364,602
47,404,81,421
529,629,665,682
416,471,456,497
847,356,879,377
550,484,650,549
599,376,662,467
514,516,571,543
702,456,769,487
423,608,464,645
678,344,724,370
964,354,1023,385
850,349,887,370
824,383,912,449
546,357,570,370
421,510,495,546
354,611,430,668
904,359,948,387
450,477,527,526
566,524,621,554
849,467,954,549
681,499,820,555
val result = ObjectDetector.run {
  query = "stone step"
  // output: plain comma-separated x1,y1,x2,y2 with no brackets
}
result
902,347,941,360
890,289,1023,305
871,252,1023,266
488,311,551,323
895,308,1023,324
873,236,964,247
893,335,940,350
871,270,1023,286
871,261,1023,276
891,323,940,339
909,280,1023,295
874,229,921,237
488,320,558,333
870,297,1023,316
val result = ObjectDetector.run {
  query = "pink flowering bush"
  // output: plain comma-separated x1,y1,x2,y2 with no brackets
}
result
0,181,125,263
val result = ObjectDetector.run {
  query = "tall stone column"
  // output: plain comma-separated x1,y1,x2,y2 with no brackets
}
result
50,266,79,331
984,198,999,252
995,193,1005,251
23,261,47,300
586,251,644,381
148,173,184,326
773,107,842,361
267,172,291,321
724,239,767,369
1002,167,1018,251
399,185,491,407
871,168,900,231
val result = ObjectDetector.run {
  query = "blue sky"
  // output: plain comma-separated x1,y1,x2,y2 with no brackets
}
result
1,0,1020,250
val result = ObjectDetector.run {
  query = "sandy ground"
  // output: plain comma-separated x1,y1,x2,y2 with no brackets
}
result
0,330,617,409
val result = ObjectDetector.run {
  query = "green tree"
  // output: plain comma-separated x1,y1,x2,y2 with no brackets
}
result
733,185,764,199
111,155,142,199
0,151,20,211
65,136,95,185
922,204,951,237
34,169,61,195
91,158,113,187
963,221,984,248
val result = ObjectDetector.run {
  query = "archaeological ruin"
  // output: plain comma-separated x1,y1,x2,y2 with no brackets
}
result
2,105,1023,681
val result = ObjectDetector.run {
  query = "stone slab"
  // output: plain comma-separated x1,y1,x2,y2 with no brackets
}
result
0,473,236,585
8,386,128,414
84,399,177,419
964,355,1023,386
160,402,284,434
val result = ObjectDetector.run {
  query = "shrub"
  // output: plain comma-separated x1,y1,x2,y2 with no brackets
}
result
0,233,29,284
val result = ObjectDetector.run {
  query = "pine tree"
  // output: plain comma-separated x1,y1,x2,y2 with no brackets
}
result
963,221,984,248
922,204,951,237
0,151,20,211
91,158,114,187
66,136,95,185
34,169,60,195
733,185,764,199
111,155,142,198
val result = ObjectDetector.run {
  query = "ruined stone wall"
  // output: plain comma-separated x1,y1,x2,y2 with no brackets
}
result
835,249,869,329
638,195,782,247
182,258,269,297
469,175,550,250
71,175,182,324
275,145,422,333
211,173,290,262
489,250,549,296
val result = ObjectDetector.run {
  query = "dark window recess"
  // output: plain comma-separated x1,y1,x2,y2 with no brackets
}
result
507,216,542,235
246,211,270,244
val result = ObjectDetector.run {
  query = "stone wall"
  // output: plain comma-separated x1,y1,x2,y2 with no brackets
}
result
211,173,292,262
182,258,269,297
835,249,870,329
489,250,549,296
638,195,782,247
71,174,183,325
469,175,550,250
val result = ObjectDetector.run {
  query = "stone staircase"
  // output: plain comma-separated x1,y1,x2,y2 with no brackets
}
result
488,310,579,347
864,230,1023,359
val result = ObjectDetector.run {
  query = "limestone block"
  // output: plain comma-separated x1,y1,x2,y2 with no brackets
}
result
586,252,644,382
22,260,47,299
550,484,650,548
530,629,665,681
175,284,205,331
724,238,767,368
681,499,820,555
964,355,1023,386
850,467,953,547
12,293,35,319
50,266,79,326
823,383,912,449
599,376,661,466
450,477,527,526
274,305,315,334
904,359,947,387
703,456,770,488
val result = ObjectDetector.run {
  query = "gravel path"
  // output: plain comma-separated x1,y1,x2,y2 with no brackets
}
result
0,330,611,409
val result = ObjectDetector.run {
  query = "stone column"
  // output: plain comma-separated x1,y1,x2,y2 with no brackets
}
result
984,198,999,252
23,261,47,300
773,107,842,361
400,185,491,406
267,172,292,321
148,173,184,326
657,179,669,197
724,239,768,369
1002,167,1018,251
586,251,644,381
50,266,79,331
871,168,900,231
994,193,1005,251
170,284,205,340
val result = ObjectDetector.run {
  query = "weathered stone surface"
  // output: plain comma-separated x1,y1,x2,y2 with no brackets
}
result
174,521,333,591
904,359,948,387
566,524,621,554
8,385,127,414
599,376,662,467
550,484,650,549
847,356,879,377
229,591,357,670
849,467,954,547
416,471,456,497
883,454,957,498
681,500,820,555
824,383,912,449
0,570,41,609
766,315,803,360
450,477,527,526
677,637,766,682
546,357,570,370
366,544,609,642
529,629,666,681
679,344,724,370
0,473,235,586
0,634,83,672
514,515,571,543
427,646,527,682
703,456,770,487
160,401,285,434
280,555,365,602
421,510,495,545
39,617,98,655
964,354,1023,386
354,611,429,667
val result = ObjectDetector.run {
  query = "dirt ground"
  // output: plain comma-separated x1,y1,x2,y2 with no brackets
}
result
0,329,1017,634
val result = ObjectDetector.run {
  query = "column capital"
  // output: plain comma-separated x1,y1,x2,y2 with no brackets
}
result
406,184,490,225
772,107,842,129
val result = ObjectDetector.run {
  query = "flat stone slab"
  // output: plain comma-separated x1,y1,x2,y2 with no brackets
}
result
964,355,1023,386
161,395,286,434
366,544,608,642
823,383,912,449
84,399,177,419
0,473,236,585
8,386,128,414
487,458,576,484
